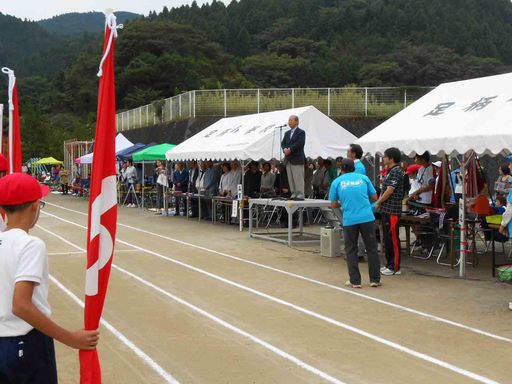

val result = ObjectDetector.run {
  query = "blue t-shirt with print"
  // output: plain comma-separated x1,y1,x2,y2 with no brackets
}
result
354,160,366,175
329,172,376,227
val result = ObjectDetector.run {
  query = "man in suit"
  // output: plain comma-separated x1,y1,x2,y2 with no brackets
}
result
188,160,199,194
281,115,306,199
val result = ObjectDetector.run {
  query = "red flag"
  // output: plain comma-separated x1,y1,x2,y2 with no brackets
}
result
79,12,120,383
0,104,4,155
1,68,22,173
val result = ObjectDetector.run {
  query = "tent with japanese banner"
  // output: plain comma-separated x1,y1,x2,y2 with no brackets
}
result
165,106,356,162
355,72,512,157
76,133,133,164
166,106,356,231
355,72,512,278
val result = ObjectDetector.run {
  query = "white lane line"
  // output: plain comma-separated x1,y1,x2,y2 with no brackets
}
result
39,225,346,384
48,251,86,256
49,274,180,384
44,202,512,345
40,210,501,384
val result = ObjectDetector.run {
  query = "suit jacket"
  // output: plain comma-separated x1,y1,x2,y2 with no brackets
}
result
172,169,189,192
188,167,199,193
203,167,220,196
281,127,306,165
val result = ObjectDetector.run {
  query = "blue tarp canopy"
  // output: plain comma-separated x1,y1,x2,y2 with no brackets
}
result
116,143,155,161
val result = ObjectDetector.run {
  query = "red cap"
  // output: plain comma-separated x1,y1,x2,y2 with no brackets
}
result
0,173,50,206
405,164,422,175
0,154,7,172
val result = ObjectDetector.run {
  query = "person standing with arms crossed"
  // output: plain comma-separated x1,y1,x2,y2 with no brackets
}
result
376,147,405,276
281,115,306,200
0,173,99,383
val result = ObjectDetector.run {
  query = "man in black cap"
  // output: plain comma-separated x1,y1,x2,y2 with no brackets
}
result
329,159,381,288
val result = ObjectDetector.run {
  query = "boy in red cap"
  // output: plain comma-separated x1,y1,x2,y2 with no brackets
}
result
0,173,99,383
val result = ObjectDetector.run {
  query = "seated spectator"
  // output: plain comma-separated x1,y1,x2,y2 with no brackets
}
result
72,174,82,196
260,162,276,196
405,164,422,197
219,163,234,197
304,161,314,198
230,161,242,196
312,158,327,198
244,161,262,198
274,163,290,198
493,195,507,215
172,162,189,193
335,156,344,177
408,151,435,208
325,159,337,186
495,163,512,200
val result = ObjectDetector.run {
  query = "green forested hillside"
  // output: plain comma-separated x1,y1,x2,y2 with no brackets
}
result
0,0,511,159
37,12,141,35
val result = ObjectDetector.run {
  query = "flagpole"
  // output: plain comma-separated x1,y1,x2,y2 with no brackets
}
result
2,67,21,173
80,9,122,383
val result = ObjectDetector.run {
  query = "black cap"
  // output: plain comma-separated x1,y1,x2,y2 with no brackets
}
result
341,158,355,173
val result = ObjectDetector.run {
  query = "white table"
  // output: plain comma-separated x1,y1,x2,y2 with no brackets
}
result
248,198,332,247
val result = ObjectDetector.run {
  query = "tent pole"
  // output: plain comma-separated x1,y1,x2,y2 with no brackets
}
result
239,159,245,232
459,152,466,278
142,162,145,209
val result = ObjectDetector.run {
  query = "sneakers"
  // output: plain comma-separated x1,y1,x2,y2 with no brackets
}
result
370,282,382,287
509,302,512,311
381,268,401,276
344,281,362,289
126,204,137,208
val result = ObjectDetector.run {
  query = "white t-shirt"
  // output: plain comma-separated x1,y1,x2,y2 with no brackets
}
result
416,165,434,204
0,229,51,337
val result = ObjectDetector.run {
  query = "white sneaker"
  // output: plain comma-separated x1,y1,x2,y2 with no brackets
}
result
381,268,401,276
344,280,362,289
509,302,512,311
380,266,387,273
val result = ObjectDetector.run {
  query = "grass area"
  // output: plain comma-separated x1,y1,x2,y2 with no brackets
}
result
117,87,432,131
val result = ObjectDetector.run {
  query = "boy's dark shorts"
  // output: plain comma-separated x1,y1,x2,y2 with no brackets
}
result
0,328,57,384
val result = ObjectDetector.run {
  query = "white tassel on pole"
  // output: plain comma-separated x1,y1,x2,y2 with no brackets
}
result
97,9,123,77
1,67,15,173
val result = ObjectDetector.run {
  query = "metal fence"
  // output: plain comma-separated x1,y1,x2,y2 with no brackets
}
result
116,87,434,132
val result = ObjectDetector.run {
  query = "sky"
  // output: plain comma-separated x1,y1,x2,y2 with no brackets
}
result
0,0,214,21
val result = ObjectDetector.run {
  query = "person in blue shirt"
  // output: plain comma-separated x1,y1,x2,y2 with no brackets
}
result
347,144,366,175
329,158,381,288
347,143,368,260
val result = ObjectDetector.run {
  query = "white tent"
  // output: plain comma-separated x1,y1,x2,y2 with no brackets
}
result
78,133,134,164
166,106,356,161
356,72,512,156
356,72,512,279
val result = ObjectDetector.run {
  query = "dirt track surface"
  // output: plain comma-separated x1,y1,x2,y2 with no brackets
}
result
34,193,511,383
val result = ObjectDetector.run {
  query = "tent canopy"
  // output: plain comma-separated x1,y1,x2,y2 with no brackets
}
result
77,133,133,164
166,106,356,162
355,72,512,157
116,143,148,161
132,143,176,161
33,157,63,165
